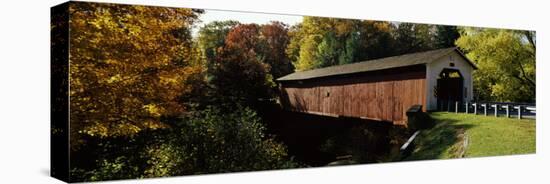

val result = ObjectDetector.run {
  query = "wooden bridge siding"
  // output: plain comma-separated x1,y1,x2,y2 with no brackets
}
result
284,85,319,112
393,80,404,123
381,81,394,121
280,65,426,125
392,77,426,125
305,86,319,112
364,82,377,119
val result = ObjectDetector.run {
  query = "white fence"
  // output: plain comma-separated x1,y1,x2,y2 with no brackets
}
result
438,101,536,119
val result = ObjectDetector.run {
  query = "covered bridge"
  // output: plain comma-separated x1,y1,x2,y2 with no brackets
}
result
277,47,477,126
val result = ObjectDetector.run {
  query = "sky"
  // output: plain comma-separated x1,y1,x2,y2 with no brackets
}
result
192,9,303,37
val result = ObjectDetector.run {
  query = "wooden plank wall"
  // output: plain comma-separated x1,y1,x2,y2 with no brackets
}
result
280,65,426,125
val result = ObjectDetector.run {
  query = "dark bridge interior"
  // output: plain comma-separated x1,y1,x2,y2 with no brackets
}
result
437,68,464,104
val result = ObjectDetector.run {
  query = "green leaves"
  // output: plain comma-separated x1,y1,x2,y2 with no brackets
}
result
173,105,298,173
289,18,449,71
393,23,435,54
197,20,240,74
434,25,460,48
290,17,364,71
456,28,536,102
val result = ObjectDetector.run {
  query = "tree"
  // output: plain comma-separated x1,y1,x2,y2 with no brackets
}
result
355,20,395,60
456,27,535,102
434,25,460,48
68,2,204,142
197,20,240,74
393,23,435,54
210,22,295,103
294,35,322,71
289,17,360,71
71,106,298,181
288,17,332,71
64,3,301,181
286,24,304,69
172,106,298,173
339,31,359,65
316,31,340,67
211,24,274,105
259,21,294,78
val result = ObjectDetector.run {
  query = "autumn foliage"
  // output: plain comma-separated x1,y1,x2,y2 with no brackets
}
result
210,22,293,105
60,2,297,181
68,3,204,140
52,1,535,181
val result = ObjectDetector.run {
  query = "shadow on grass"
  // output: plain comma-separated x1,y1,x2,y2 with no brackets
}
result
403,118,476,161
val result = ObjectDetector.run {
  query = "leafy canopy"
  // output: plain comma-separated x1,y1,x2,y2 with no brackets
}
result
68,2,204,140
197,20,240,75
456,28,535,102
288,18,446,71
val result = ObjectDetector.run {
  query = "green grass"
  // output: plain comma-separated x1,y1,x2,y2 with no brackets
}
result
405,112,535,160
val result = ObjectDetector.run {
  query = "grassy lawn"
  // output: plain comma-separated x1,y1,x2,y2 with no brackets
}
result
405,112,535,160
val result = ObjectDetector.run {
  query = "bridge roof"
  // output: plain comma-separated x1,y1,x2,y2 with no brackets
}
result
277,47,476,81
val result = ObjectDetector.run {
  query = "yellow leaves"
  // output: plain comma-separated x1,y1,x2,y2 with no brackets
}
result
373,21,391,32
106,74,121,83
119,123,142,135
68,2,204,140
159,74,179,86
126,26,142,37
264,74,276,88
103,59,118,65
88,20,103,30
79,121,147,138
142,120,168,130
143,104,164,118
80,123,109,137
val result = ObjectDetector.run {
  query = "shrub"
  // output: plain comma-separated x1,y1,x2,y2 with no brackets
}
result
71,105,298,181
173,105,299,174
142,142,188,177
70,156,141,182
